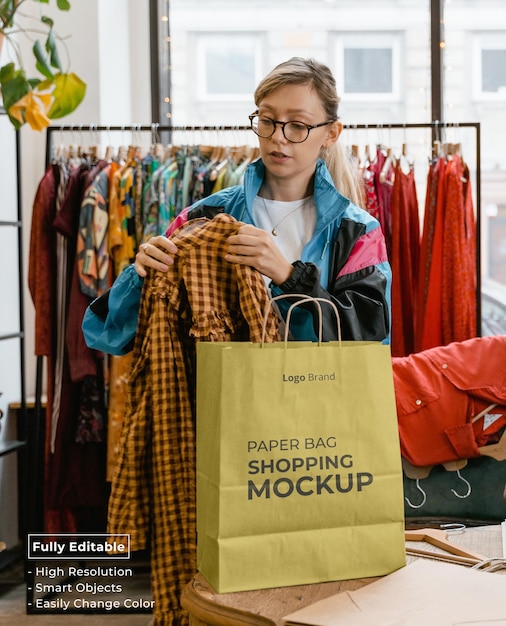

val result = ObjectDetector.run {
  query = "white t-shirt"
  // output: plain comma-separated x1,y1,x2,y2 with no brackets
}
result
251,195,317,266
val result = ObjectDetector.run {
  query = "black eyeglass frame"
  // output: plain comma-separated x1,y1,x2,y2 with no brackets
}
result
248,112,337,143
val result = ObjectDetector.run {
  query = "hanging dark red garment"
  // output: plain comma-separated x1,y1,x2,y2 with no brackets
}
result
390,160,420,356
29,161,109,534
441,155,477,344
370,148,394,259
363,163,381,221
416,156,446,351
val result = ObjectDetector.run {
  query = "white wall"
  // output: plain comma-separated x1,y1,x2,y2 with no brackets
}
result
0,118,23,549
17,0,151,399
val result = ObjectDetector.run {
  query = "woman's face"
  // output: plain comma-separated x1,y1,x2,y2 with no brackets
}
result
256,83,340,189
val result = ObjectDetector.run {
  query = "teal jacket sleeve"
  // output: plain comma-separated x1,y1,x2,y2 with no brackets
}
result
81,264,144,355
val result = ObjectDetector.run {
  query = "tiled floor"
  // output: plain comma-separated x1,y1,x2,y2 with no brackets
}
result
0,558,153,625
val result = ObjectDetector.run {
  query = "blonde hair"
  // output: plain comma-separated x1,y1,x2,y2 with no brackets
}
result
254,57,363,207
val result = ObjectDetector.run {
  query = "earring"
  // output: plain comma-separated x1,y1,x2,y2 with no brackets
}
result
321,146,329,158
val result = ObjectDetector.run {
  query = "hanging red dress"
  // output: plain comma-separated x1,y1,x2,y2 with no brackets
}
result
416,154,477,352
416,156,446,351
390,160,420,356
441,155,477,344
369,148,394,259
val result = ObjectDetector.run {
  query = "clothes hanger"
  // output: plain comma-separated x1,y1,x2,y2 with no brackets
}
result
379,147,395,185
405,528,486,565
450,468,472,499
398,141,414,172
402,457,433,480
363,142,372,166
351,144,360,164
404,478,427,509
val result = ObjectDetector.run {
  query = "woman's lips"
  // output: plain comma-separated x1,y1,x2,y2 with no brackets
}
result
269,151,290,162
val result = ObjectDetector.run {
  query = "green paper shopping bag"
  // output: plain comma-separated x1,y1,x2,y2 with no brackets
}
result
196,298,406,593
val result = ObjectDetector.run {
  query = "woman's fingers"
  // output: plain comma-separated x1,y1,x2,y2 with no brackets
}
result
134,236,178,276
225,226,292,284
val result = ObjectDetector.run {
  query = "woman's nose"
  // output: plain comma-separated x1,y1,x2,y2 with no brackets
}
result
271,122,286,141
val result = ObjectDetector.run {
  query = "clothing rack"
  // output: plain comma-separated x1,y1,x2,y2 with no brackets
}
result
43,120,482,333
31,121,481,532
45,121,480,225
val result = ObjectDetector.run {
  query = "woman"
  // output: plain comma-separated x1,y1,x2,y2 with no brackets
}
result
83,58,393,626
82,57,391,353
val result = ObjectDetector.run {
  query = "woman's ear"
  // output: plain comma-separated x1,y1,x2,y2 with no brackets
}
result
323,121,343,148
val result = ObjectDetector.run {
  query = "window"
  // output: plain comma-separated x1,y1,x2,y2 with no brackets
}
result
473,34,506,99
482,49,506,93
345,48,392,93
334,34,401,101
196,35,262,101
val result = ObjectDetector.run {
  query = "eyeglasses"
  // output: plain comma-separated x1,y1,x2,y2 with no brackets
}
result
249,112,336,143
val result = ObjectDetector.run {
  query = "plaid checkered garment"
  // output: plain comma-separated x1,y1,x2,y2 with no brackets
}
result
107,213,279,625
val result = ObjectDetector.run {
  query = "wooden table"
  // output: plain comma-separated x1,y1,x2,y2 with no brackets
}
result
181,525,504,626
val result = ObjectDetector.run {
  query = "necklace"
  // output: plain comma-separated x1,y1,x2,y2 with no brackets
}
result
261,196,312,236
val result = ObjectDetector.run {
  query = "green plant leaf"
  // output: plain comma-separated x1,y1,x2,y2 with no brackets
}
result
46,72,86,119
1,0,81,129
27,1,72,11
41,15,55,28
46,29,62,70
0,73,30,108
33,40,54,79
0,74,31,129
0,62,18,84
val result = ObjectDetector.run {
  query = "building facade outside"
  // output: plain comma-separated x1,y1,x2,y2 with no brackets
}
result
165,0,506,333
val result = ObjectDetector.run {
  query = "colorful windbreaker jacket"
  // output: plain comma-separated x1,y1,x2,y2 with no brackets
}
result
82,158,391,355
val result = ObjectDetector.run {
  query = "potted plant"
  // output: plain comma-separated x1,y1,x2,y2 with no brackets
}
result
0,0,86,130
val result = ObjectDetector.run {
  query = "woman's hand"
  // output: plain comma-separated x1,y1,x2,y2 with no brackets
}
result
134,235,178,277
224,224,293,285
